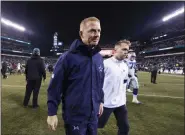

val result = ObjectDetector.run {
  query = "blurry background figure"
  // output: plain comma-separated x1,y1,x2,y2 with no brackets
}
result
1,61,8,79
48,64,53,74
151,63,158,84
17,63,21,75
23,48,46,108
126,51,141,104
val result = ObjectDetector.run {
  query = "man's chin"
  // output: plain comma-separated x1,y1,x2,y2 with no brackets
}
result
90,43,99,46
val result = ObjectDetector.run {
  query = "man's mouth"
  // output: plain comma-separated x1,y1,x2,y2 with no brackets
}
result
93,40,98,42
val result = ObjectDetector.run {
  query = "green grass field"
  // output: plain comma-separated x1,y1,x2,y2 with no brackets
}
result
1,72,184,135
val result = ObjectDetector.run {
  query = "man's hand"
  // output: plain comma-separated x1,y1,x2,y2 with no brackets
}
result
47,115,58,131
99,103,104,117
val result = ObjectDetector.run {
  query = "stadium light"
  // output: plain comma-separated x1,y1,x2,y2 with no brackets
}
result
56,53,63,55
159,47,173,51
162,7,184,22
1,18,26,32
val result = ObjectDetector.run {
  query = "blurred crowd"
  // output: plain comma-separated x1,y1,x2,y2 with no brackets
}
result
144,38,185,51
1,55,28,65
138,55,184,73
2,42,31,52
1,55,58,78
44,57,57,66
2,53,184,78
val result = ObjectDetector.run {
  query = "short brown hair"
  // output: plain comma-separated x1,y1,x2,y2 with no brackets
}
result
115,39,131,47
80,17,100,31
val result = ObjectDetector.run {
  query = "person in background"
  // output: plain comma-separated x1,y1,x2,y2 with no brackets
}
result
48,64,53,74
151,63,158,84
17,63,21,74
1,61,8,79
126,51,141,104
23,48,46,108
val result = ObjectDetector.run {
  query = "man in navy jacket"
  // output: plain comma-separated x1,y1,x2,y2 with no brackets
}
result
47,17,104,135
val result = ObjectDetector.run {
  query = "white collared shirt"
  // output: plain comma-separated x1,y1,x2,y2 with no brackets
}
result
103,57,128,108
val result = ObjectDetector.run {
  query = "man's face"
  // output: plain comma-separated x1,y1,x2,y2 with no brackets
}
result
130,55,136,61
115,43,129,60
128,52,136,61
80,21,101,46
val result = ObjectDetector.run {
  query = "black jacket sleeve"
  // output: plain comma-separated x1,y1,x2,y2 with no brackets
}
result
25,60,28,80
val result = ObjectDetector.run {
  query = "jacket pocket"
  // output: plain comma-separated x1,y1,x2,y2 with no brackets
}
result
67,90,84,115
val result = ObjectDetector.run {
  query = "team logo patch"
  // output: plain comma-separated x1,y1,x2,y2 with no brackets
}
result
73,126,79,130
99,65,103,72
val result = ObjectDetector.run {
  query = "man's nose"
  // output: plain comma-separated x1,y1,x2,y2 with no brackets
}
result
94,31,100,37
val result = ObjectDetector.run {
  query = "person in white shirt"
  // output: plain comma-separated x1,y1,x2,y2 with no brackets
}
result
98,39,130,135
17,63,21,74
126,51,141,104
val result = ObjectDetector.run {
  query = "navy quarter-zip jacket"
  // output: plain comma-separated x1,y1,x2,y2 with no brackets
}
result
47,39,104,124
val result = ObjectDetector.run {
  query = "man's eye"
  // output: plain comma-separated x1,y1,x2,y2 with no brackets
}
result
89,29,100,33
89,29,95,33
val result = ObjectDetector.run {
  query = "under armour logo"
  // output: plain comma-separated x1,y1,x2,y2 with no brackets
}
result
73,126,79,130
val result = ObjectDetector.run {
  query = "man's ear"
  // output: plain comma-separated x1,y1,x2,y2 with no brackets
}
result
112,50,116,55
114,45,118,51
79,31,83,38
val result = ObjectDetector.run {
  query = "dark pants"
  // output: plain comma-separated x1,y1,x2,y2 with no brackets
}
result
98,105,129,135
151,71,157,83
17,70,21,74
127,80,131,89
10,69,13,75
23,79,42,107
1,70,7,79
64,122,97,135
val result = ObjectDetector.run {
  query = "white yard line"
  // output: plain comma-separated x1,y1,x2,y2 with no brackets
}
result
2,85,25,88
141,72,184,78
2,84,45,88
139,82,184,86
2,84,184,99
159,74,184,78
127,93,184,99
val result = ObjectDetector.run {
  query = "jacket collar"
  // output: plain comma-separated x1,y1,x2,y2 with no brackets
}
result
70,39,101,57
